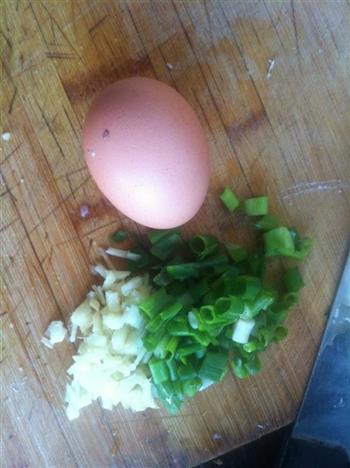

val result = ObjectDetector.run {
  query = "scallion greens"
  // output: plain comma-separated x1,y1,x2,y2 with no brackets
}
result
113,190,312,413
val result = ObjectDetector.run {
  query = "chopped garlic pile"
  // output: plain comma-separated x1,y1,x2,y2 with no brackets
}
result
52,265,157,420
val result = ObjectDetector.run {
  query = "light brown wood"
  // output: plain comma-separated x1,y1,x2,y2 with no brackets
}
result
1,1,349,466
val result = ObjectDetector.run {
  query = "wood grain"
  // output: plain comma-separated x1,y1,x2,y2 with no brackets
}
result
1,1,349,467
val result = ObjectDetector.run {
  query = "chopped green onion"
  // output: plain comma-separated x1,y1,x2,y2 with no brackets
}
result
110,230,128,242
166,280,187,297
146,314,165,333
226,244,248,262
189,235,219,259
258,327,275,347
192,330,216,347
231,276,261,300
199,255,229,269
150,231,183,260
214,297,231,315
154,381,183,414
288,228,299,241
166,358,178,381
200,305,216,323
243,341,259,353
214,296,244,321
220,187,240,213
244,355,261,375
274,326,288,342
199,351,228,382
166,263,199,280
232,318,255,344
231,354,261,378
241,290,275,319
188,279,210,302
160,302,183,321
177,343,206,363
153,268,172,286
246,251,266,276
177,291,194,307
263,227,295,257
167,318,192,336
177,363,197,380
153,335,170,360
244,196,269,216
293,237,313,260
188,310,199,329
139,288,171,319
211,268,239,298
182,377,202,397
149,358,169,384
166,256,228,281
273,292,299,315
112,188,313,414
283,267,304,292
142,325,166,351
231,356,249,379
127,248,151,270
165,336,179,359
255,214,279,231
148,229,180,245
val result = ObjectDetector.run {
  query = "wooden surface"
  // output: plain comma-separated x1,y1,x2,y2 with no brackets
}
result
1,1,350,467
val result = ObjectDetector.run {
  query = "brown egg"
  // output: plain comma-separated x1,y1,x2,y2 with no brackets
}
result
82,77,209,228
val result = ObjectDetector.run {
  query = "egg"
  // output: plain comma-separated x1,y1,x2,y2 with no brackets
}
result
82,77,209,228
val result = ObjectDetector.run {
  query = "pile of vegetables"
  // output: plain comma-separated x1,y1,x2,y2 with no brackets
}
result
106,189,313,414
43,189,312,419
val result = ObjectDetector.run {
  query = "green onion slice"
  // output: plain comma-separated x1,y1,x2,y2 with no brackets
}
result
189,235,219,259
199,351,228,382
244,196,269,216
220,187,240,213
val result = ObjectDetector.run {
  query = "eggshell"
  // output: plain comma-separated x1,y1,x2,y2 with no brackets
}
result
82,77,209,228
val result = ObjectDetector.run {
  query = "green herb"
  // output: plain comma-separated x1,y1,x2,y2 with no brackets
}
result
226,244,248,262
220,187,240,212
166,358,178,381
283,267,304,292
255,214,279,231
244,196,269,216
263,227,295,257
182,377,202,398
165,336,180,359
150,231,183,260
189,235,219,259
154,381,183,414
149,358,169,384
110,189,312,414
199,351,228,382
139,288,171,319
110,230,128,242
293,237,313,260
148,229,180,245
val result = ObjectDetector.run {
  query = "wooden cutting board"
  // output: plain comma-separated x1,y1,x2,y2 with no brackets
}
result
1,1,349,467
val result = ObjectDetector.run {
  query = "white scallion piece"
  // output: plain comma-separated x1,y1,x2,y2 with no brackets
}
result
91,264,108,278
232,319,255,344
105,247,141,262
188,310,199,329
